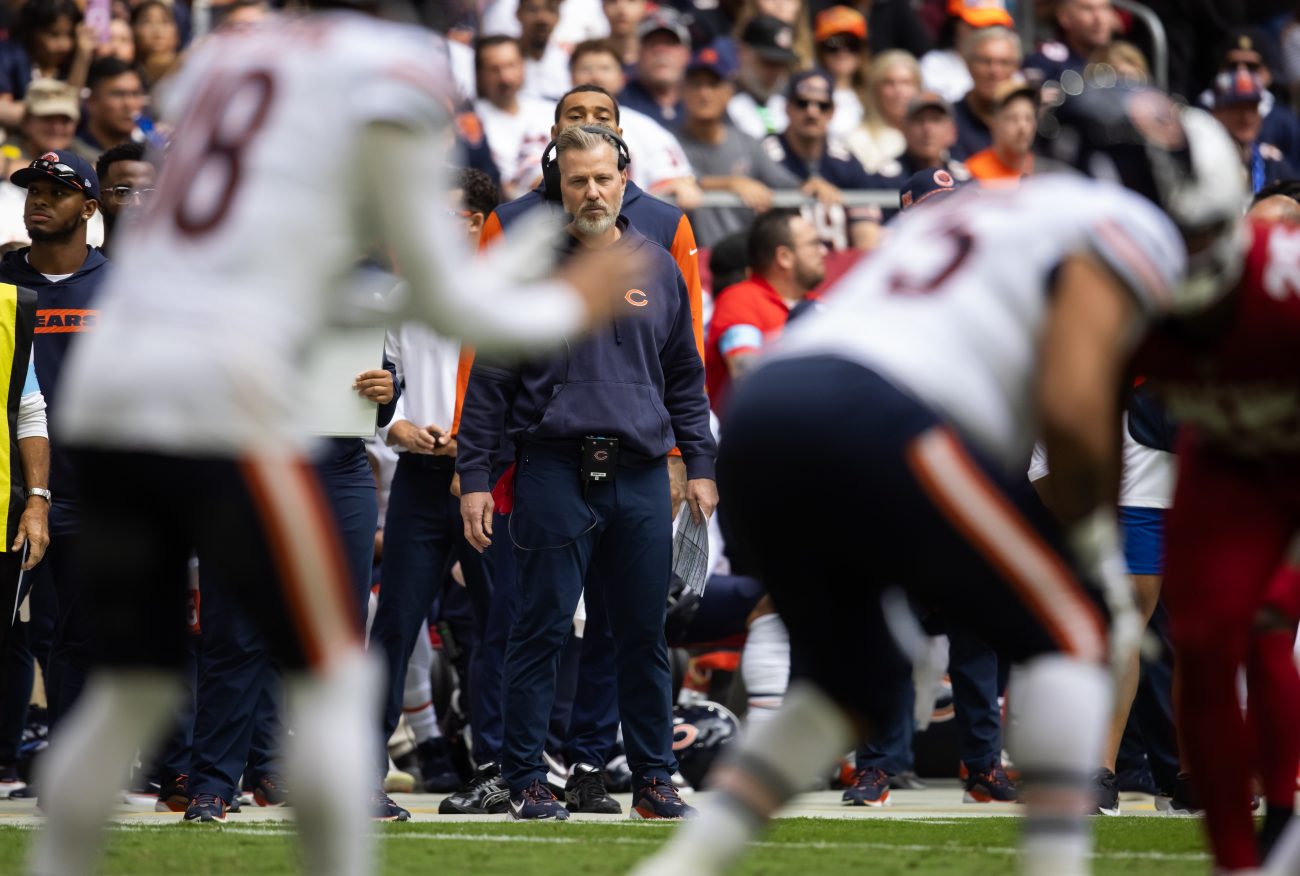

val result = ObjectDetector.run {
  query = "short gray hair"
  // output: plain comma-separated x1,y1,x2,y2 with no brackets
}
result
960,26,1023,62
555,125,622,166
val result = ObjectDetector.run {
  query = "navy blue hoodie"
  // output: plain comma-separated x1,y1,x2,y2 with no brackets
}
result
457,218,715,495
0,246,110,500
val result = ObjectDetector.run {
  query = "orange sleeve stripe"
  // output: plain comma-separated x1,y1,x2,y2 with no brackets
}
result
451,212,505,435
671,215,706,360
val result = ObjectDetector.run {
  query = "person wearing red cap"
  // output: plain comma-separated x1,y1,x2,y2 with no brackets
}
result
919,0,1015,104
812,5,868,137
1024,0,1117,86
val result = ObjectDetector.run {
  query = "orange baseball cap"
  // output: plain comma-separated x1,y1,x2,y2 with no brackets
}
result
947,0,1014,28
814,6,867,43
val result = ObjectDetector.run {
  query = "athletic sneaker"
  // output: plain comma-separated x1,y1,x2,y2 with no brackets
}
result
565,763,622,814
509,779,570,820
183,794,229,824
439,762,511,815
371,791,411,822
253,774,288,807
631,779,697,820
1093,767,1120,816
155,774,189,813
841,767,891,807
1157,772,1201,816
963,764,1018,803
416,737,461,794
889,770,928,791
0,763,26,798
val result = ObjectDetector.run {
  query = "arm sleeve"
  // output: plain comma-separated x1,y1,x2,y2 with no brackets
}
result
17,391,47,441
376,356,400,429
669,215,705,359
357,122,587,352
454,358,520,494
660,267,717,480
376,331,404,442
1084,195,1186,317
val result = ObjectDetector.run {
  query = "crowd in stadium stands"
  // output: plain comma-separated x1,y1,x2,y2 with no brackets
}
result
2,0,1300,846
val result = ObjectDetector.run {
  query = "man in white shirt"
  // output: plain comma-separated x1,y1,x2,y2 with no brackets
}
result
480,0,609,48
473,35,559,198
516,0,573,101
568,38,699,204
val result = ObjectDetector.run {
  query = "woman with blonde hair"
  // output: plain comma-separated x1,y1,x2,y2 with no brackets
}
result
844,49,921,173
1086,40,1150,86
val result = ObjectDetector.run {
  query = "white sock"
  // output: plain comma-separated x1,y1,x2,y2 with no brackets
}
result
1008,655,1110,876
641,683,854,876
285,649,381,876
401,622,440,743
28,670,184,876
741,613,790,729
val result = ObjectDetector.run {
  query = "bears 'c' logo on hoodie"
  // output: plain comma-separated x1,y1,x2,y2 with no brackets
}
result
625,289,648,307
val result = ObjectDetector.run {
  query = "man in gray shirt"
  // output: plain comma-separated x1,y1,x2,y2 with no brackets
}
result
677,46,836,248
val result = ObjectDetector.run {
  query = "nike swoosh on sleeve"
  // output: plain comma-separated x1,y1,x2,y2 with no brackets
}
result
689,248,698,256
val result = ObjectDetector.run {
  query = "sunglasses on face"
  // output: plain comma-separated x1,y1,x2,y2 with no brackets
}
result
30,158,86,191
1223,59,1263,72
793,97,834,113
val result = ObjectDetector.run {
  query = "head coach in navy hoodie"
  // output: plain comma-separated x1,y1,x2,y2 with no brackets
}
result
457,125,717,822
1,149,109,729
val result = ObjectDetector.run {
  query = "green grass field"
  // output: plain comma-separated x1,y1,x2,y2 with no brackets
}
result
0,817,1211,875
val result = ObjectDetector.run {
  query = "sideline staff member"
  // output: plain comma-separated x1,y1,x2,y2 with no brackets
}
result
457,125,717,822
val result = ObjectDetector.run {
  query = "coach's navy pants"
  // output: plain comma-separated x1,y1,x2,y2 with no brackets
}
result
501,444,676,796
370,454,486,778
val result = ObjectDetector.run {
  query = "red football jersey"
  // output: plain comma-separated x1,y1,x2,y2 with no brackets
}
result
1135,221,1300,460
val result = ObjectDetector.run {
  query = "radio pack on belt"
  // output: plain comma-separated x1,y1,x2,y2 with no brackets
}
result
581,436,619,483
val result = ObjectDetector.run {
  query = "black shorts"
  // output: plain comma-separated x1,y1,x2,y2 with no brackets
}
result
75,450,361,673
717,357,1107,728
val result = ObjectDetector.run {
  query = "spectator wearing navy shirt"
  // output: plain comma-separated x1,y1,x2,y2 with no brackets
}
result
70,58,145,164
762,70,880,250
1207,28,1300,171
0,150,105,733
0,0,93,130
1023,0,1116,85
617,7,691,128
950,25,1020,161
1210,67,1297,195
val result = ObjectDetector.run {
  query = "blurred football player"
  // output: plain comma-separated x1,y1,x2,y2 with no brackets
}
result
631,83,1246,876
26,1,644,875
1133,195,1300,874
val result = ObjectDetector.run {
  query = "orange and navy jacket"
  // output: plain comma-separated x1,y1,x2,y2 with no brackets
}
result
451,179,704,443
0,245,108,498
457,219,715,494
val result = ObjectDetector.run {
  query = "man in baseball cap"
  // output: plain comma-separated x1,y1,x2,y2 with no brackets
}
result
732,15,800,139
1210,69,1297,192
899,165,966,212
11,150,101,203
621,6,692,126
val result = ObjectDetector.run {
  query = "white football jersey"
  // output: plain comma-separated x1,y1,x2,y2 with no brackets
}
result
772,176,1186,471
58,12,583,456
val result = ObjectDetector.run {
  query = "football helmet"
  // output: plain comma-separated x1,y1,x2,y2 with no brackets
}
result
1036,81,1249,313
672,700,740,791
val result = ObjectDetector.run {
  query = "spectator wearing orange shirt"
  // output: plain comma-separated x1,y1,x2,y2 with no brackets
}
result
705,208,826,407
965,79,1036,185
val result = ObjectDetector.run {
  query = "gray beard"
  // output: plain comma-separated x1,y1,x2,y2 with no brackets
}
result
573,209,617,237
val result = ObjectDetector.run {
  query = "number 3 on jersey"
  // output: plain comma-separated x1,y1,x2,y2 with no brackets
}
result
148,69,277,237
887,223,974,295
